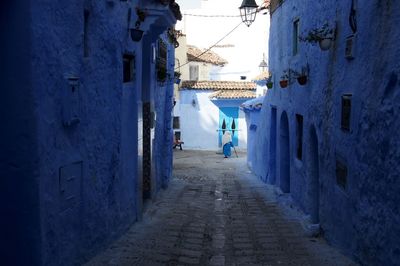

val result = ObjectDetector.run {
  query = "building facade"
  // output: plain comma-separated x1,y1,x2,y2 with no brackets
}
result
176,81,255,150
0,0,180,265
246,0,400,265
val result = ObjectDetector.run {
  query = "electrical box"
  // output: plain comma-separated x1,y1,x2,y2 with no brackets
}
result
62,76,80,127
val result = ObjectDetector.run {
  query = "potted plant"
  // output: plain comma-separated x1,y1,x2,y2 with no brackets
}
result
300,22,335,51
280,71,289,88
266,76,273,89
174,71,181,84
297,74,307,85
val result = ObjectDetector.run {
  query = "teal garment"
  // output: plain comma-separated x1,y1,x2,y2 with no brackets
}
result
223,142,234,157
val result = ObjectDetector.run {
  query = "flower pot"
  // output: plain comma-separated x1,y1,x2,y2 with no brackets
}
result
175,78,181,85
267,82,273,89
297,76,307,85
319,38,333,51
130,28,144,42
279,80,288,88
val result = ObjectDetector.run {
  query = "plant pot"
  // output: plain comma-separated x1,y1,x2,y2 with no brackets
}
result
297,76,307,85
279,80,288,88
130,28,144,42
319,38,333,51
175,78,181,85
267,82,273,89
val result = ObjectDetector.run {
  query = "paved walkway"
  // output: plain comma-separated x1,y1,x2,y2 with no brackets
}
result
86,150,356,266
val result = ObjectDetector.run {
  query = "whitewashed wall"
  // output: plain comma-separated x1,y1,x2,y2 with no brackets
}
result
174,90,248,150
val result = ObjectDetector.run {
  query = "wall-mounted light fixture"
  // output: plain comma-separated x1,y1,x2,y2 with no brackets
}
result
239,0,259,27
130,8,146,42
258,53,268,72
130,21,144,42
239,0,269,27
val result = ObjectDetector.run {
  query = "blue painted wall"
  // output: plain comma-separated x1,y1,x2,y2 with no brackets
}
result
246,1,400,265
0,0,179,265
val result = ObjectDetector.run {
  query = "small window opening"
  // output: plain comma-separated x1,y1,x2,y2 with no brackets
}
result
84,10,90,58
123,54,135,83
336,159,347,190
295,114,303,160
293,19,299,56
157,40,168,82
173,117,180,129
189,65,199,81
341,94,352,131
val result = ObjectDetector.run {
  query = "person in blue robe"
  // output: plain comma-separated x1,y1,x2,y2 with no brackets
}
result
222,131,234,158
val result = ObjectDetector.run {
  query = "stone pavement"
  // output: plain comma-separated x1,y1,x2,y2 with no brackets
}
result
85,150,357,266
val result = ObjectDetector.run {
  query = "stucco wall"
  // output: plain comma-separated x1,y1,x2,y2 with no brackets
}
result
0,1,178,265
247,1,400,265
176,90,248,150
29,1,140,264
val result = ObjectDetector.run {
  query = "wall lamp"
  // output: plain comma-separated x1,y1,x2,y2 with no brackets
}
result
239,0,268,27
239,0,259,27
130,21,144,42
130,8,146,42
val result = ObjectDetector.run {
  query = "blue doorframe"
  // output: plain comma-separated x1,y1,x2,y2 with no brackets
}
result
219,107,239,146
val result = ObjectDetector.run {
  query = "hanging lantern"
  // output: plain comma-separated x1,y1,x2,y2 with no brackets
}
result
239,0,259,27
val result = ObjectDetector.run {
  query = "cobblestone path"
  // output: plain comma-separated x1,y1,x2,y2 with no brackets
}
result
86,150,356,266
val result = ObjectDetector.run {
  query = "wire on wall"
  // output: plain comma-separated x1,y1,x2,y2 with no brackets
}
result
175,21,243,70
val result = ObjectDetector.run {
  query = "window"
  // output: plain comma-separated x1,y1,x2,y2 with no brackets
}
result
341,94,352,131
189,65,199,81
173,116,180,129
84,10,89,57
157,40,167,82
293,19,299,56
295,114,303,160
336,159,347,190
123,54,135,83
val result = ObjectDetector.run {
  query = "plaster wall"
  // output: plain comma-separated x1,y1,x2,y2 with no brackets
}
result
29,1,142,264
246,1,400,265
177,90,247,150
1,0,178,265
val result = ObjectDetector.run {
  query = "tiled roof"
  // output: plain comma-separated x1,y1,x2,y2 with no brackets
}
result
180,80,256,91
187,45,228,66
209,90,256,99
241,96,265,111
252,71,271,81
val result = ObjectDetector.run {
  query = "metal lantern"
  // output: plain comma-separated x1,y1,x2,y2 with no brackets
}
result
239,0,259,27
258,53,268,72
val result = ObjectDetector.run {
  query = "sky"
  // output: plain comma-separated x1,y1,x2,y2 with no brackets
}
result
175,0,270,81
176,0,201,10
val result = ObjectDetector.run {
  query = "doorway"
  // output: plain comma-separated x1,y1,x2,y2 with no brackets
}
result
309,126,320,224
279,111,290,193
219,107,239,146
268,107,277,184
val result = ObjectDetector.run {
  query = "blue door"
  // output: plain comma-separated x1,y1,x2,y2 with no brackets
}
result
219,107,239,147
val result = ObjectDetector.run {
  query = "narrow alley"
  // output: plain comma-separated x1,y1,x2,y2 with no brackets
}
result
86,150,355,266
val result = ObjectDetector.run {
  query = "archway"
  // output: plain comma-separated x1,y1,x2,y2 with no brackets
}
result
309,126,320,223
279,112,290,193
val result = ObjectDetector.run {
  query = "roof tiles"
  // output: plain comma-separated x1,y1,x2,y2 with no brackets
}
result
187,45,228,66
180,80,256,91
